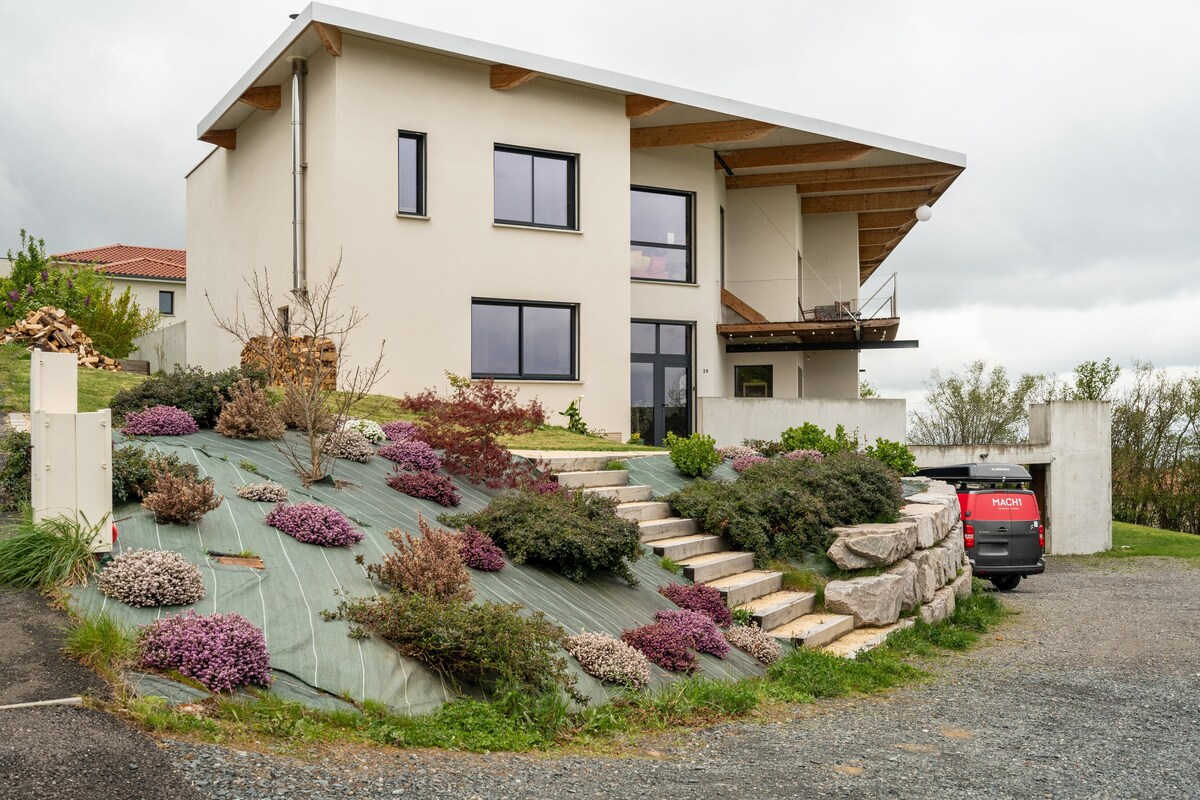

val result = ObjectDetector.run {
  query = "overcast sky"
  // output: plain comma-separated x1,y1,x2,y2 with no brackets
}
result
1,0,1197,402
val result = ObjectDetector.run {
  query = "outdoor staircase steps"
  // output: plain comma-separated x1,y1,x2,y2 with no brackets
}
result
737,591,816,631
651,534,725,561
704,570,783,608
615,501,671,522
679,551,756,583
768,612,856,649
638,517,699,542
582,484,654,503
555,469,629,489
821,619,915,659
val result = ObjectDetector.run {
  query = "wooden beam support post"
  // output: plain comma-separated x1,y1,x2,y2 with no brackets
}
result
632,119,777,149
490,64,539,90
312,22,342,56
237,85,281,111
720,288,770,324
625,95,672,118
199,129,236,150
714,141,875,170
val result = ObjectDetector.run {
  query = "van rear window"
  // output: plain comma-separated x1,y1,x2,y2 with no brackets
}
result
960,491,1038,521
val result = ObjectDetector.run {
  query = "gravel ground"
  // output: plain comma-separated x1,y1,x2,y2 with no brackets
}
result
162,555,1200,800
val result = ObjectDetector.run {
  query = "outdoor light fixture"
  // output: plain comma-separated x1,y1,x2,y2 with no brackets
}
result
915,204,933,222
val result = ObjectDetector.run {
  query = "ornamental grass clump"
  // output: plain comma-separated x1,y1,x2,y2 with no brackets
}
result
137,610,272,692
141,468,223,525
236,482,289,503
732,453,769,473
362,516,472,602
122,405,199,436
724,623,782,665
341,418,386,444
97,549,206,608
659,583,734,627
458,525,505,572
621,621,697,673
566,631,651,689
215,379,285,440
263,502,363,547
0,512,100,589
386,469,461,507
382,420,420,442
654,608,730,658
318,429,375,463
378,439,442,472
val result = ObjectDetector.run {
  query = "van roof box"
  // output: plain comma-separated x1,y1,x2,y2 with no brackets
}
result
917,462,1032,483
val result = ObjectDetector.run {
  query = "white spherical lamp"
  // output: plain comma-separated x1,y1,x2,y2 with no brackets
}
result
914,204,933,222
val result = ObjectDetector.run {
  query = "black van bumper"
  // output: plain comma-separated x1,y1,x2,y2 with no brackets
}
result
969,557,1045,578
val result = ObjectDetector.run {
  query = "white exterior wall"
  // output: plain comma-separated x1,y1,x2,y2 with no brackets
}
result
798,213,861,397
111,278,186,324
698,396,905,447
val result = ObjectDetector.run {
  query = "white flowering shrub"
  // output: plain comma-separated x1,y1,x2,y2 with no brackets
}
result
236,482,289,503
340,418,386,444
319,429,375,462
724,623,782,665
98,549,206,608
566,631,651,689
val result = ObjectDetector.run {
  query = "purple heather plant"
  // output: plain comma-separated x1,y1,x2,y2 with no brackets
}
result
263,502,363,547
122,405,199,436
378,440,442,472
457,525,505,571
382,420,421,442
659,583,734,627
621,621,697,673
731,453,769,473
654,608,730,658
783,449,824,463
385,469,461,507
137,610,272,692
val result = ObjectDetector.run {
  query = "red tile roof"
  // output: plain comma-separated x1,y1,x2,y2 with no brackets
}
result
52,244,186,281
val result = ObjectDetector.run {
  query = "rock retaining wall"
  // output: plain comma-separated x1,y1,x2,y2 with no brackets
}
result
824,477,971,627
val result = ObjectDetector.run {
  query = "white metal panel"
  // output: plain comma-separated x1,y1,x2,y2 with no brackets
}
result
75,410,114,552
30,350,77,414
31,411,77,523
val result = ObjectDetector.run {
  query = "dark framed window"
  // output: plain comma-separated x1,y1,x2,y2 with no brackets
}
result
630,186,692,282
397,131,426,215
735,365,773,397
471,299,577,380
158,290,175,316
494,145,577,229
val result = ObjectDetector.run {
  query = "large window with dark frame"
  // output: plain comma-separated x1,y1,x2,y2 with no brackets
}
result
471,299,577,380
397,130,426,216
493,145,577,229
630,186,692,282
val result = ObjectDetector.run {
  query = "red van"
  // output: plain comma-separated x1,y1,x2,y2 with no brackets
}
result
918,463,1045,591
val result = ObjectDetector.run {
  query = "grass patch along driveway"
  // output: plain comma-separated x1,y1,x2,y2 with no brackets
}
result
1105,521,1200,559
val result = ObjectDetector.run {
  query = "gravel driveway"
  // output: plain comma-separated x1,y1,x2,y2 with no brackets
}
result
161,555,1200,799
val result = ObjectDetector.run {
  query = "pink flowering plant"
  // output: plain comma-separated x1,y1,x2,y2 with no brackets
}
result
659,583,734,627
783,449,824,463
137,610,272,692
731,454,769,473
725,623,782,665
458,525,505,571
654,608,730,658
122,405,199,436
378,440,442,472
386,469,460,507
382,420,421,442
263,502,364,547
621,621,697,673
718,444,761,461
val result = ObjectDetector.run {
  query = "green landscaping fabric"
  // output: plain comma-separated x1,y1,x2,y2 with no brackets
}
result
71,432,764,715
624,453,738,497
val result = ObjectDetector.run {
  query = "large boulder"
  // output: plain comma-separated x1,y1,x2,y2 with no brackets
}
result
910,549,940,604
919,585,957,625
900,502,959,549
824,573,907,627
950,570,973,601
826,522,919,570
886,558,920,612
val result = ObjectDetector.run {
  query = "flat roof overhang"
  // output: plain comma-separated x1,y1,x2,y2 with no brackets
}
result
719,318,916,353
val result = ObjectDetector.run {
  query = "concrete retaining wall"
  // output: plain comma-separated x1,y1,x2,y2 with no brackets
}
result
130,320,187,373
697,396,905,448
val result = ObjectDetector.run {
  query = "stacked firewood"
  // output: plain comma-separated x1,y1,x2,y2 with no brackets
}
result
242,335,338,390
0,307,120,370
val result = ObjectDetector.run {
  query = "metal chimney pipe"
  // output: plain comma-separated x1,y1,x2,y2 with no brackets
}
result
291,57,308,293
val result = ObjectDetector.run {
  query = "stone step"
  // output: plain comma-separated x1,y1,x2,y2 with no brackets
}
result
768,612,856,649
681,551,756,583
521,453,635,472
638,517,699,542
822,618,915,659
706,570,783,607
737,590,816,630
582,484,654,503
555,470,628,489
615,501,671,522
652,534,725,561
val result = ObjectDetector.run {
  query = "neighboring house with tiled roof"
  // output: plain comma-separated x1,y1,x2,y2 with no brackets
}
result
52,244,187,323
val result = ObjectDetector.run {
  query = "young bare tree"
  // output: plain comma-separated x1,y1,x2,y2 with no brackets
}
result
207,257,385,484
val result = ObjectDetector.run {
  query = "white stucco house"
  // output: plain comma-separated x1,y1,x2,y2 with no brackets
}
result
52,244,187,324
187,3,965,444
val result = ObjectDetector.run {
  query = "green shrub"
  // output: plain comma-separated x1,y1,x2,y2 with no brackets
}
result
333,592,576,698
109,364,265,427
781,422,857,456
112,445,199,503
0,512,103,588
742,438,787,457
0,430,31,511
863,437,917,476
72,283,160,360
443,489,642,586
664,431,721,478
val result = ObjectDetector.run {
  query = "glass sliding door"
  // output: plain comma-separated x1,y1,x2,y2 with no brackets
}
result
630,321,692,445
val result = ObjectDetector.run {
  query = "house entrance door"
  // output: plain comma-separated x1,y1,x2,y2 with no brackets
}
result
630,321,691,446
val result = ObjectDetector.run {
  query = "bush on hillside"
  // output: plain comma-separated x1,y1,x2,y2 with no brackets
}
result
97,549,206,608
863,437,918,476
665,431,721,478
386,469,461,507
621,621,697,673
659,583,733,627
443,488,642,586
141,468,223,525
263,502,363,547
781,422,857,456
382,420,420,442
110,364,264,427
112,446,199,503
717,444,760,461
275,384,335,434
566,631,651,689
732,454,769,473
654,608,730,658
724,623,782,665
340,418,386,444
215,379,284,440
378,439,441,472
235,482,289,503
122,405,199,436
741,438,787,458
362,516,472,602
137,610,271,692
318,429,375,463
0,430,31,511
458,525,505,572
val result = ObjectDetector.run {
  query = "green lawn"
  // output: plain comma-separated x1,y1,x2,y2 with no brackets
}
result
0,343,146,414
1105,521,1200,559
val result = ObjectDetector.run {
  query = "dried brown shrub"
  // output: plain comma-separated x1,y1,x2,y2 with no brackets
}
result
275,385,334,434
141,466,224,525
215,379,285,440
362,515,473,602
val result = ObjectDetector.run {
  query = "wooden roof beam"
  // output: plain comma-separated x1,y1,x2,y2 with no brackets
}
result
199,129,236,150
803,190,931,215
490,64,539,90
237,85,281,111
714,141,875,170
858,228,906,247
728,161,958,190
312,22,342,56
632,119,777,149
625,95,672,118
859,211,919,230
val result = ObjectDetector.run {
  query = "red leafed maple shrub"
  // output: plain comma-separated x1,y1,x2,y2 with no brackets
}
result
400,375,545,489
